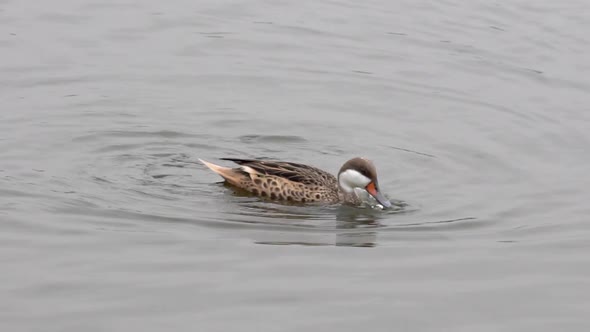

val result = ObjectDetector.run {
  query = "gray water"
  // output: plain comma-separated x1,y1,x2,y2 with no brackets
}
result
2,0,590,331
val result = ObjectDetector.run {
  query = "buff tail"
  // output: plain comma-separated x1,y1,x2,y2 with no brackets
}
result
198,159,247,186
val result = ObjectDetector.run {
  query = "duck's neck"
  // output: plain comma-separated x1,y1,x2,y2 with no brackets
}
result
337,186,362,205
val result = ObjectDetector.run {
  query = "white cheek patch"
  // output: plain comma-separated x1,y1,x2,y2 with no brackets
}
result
339,169,371,193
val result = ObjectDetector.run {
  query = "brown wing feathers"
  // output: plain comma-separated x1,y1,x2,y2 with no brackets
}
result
220,158,334,185
201,158,340,203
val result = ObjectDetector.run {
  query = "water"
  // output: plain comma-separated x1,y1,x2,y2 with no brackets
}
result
2,0,590,330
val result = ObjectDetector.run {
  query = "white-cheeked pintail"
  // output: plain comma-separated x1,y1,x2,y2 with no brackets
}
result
199,157,392,208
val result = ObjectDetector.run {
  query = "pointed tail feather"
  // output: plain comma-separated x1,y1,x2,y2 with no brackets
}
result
199,158,229,175
198,159,247,186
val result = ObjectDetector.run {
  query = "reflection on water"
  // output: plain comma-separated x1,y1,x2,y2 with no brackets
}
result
215,183,475,247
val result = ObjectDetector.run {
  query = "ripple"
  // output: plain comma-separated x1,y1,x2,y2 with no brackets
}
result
238,135,308,144
74,130,206,142
72,142,482,240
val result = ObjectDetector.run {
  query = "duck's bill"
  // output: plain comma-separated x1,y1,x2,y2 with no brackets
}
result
365,182,392,208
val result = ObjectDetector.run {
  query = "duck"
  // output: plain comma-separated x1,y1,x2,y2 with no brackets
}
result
199,157,392,208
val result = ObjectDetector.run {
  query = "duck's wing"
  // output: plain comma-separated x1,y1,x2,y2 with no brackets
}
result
220,158,336,186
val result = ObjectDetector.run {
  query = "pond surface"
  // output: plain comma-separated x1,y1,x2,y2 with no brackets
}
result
1,0,590,331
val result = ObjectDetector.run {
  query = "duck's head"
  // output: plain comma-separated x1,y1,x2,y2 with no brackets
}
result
337,157,391,208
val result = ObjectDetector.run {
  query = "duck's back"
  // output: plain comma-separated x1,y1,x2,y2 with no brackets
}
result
207,158,340,203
